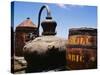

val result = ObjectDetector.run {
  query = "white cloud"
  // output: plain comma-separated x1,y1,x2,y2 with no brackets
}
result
57,3,84,10
57,4,66,9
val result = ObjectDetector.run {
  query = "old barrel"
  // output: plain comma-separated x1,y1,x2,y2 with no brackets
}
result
66,28,97,70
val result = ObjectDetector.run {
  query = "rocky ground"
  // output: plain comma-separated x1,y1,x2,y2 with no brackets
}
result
12,56,27,74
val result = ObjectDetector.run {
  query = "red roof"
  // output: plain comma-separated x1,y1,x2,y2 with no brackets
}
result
17,18,37,28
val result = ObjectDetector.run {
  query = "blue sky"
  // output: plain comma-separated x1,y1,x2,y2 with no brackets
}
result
12,1,97,39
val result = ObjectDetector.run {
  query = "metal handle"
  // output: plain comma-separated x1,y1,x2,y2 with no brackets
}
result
37,5,51,36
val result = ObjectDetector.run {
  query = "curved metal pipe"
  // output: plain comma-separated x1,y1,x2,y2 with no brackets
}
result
37,5,51,36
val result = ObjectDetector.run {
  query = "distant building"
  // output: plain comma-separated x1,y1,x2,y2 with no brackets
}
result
15,18,37,56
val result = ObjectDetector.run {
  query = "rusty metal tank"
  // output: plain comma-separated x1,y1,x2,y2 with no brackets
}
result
66,28,97,70
23,18,67,72
15,18,37,56
23,5,67,72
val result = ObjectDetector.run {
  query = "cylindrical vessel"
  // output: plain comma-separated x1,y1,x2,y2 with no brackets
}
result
15,18,37,56
23,13,67,72
66,28,97,70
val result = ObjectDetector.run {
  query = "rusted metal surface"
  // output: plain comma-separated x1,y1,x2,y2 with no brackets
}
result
22,5,68,72
66,28,97,70
23,36,67,72
15,18,37,56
